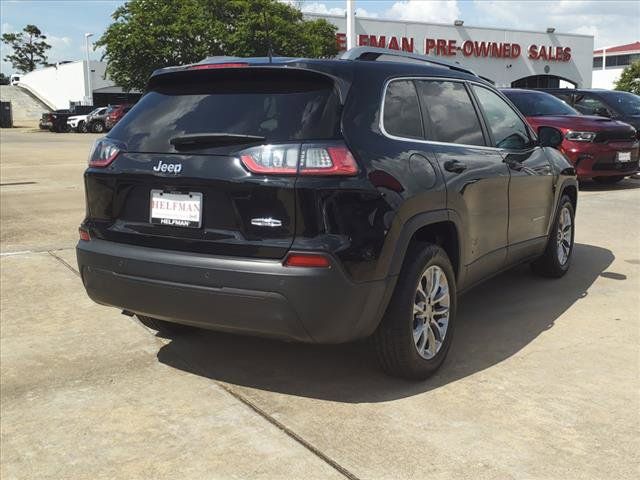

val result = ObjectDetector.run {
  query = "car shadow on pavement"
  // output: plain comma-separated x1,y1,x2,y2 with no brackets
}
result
157,243,614,403
579,178,640,191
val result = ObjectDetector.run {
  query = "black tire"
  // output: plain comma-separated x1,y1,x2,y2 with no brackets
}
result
593,176,625,184
531,194,575,278
137,315,191,335
92,121,105,133
78,121,87,133
373,243,457,380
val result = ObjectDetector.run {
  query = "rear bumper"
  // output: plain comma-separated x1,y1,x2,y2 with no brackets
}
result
76,239,392,344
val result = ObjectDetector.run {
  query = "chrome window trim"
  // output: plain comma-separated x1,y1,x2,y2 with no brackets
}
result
379,76,501,151
379,76,534,153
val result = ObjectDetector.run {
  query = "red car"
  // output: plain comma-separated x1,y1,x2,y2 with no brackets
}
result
503,89,639,184
105,104,133,130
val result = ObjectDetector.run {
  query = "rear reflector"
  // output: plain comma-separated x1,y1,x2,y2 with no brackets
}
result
240,143,358,176
78,227,90,241
283,253,331,268
189,63,249,70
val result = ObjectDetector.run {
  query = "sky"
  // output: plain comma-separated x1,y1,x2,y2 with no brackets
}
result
1,0,639,74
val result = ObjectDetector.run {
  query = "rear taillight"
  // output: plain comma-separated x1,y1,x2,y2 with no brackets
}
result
78,227,90,241
283,252,331,268
239,143,358,176
89,138,123,167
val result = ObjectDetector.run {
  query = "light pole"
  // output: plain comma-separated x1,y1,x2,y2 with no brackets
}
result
84,33,94,105
346,0,355,50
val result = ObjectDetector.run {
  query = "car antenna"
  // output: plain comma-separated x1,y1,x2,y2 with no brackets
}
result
262,11,274,64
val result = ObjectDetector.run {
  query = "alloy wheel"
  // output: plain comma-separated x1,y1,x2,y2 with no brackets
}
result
556,206,572,265
413,265,450,360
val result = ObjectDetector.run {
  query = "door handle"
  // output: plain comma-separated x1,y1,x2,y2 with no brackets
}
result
506,159,524,171
444,160,467,173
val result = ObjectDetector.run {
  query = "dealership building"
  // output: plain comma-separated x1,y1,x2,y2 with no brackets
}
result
15,60,140,111
592,41,640,89
305,13,594,89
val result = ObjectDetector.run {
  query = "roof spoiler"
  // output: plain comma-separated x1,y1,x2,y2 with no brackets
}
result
147,59,351,104
340,46,478,77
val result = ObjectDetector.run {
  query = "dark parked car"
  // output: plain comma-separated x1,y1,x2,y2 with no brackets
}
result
541,88,640,136
39,110,67,130
503,89,639,183
41,105,95,132
77,47,577,379
86,106,110,133
104,104,132,130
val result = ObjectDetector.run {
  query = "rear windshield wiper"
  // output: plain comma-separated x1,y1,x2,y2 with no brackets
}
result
170,133,266,149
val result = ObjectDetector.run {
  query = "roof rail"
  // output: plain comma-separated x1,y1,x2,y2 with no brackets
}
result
340,46,478,77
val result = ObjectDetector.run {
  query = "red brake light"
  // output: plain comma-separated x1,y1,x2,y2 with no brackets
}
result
89,138,122,167
78,227,90,241
240,143,358,176
283,253,331,268
189,63,249,70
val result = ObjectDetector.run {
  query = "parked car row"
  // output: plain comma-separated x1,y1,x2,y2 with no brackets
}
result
39,105,94,132
501,88,640,183
39,104,134,133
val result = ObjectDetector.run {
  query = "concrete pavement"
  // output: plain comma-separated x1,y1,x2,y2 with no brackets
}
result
1,129,639,479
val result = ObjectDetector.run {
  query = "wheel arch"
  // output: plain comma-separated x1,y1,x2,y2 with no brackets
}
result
561,182,578,211
388,211,462,283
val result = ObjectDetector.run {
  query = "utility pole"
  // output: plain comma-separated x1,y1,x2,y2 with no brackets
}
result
346,0,355,49
84,33,94,106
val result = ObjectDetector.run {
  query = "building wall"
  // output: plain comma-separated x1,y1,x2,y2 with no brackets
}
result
18,61,114,110
306,14,594,88
592,67,623,89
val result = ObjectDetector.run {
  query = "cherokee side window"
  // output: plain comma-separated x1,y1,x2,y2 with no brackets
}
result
415,80,485,146
383,80,424,139
472,85,532,150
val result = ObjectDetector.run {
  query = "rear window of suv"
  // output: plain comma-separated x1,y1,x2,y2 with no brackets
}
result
109,69,342,153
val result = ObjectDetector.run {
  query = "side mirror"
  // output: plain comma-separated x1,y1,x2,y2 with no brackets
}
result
595,107,611,118
538,126,563,148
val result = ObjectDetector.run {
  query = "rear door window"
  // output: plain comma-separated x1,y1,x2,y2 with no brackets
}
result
382,80,424,139
415,80,485,146
109,70,342,152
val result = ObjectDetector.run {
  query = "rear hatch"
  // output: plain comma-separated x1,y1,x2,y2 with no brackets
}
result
83,67,345,259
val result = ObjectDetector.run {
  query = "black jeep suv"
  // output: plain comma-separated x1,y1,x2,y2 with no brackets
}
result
77,47,577,379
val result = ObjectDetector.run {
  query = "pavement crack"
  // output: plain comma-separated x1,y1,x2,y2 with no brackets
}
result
211,380,362,480
48,250,80,277
141,322,362,480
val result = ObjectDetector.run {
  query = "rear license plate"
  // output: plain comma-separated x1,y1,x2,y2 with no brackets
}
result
617,151,632,163
150,190,202,228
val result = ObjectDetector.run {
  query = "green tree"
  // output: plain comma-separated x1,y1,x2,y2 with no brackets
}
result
95,0,338,92
1,25,51,73
614,61,640,95
0,73,9,85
